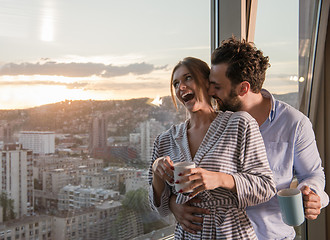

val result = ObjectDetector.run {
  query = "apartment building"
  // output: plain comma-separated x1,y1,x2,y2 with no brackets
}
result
57,185,119,210
53,200,142,240
0,144,33,219
0,215,53,240
19,131,55,155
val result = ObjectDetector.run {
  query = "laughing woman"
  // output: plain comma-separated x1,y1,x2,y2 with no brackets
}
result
148,57,276,239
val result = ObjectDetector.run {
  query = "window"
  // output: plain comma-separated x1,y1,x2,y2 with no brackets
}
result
254,0,300,108
0,0,210,238
254,0,322,239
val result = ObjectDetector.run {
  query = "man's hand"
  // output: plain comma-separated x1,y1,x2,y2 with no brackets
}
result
169,195,210,234
301,185,321,220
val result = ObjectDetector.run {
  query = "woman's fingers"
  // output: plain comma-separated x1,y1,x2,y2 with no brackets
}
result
163,156,174,178
176,168,218,194
152,156,174,183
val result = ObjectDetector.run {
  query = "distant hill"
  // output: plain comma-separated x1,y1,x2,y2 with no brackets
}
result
0,96,186,136
0,92,300,136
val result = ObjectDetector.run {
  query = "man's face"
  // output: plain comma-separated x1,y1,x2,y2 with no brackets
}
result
208,63,242,112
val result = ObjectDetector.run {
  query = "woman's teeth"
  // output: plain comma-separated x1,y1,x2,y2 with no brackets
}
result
182,92,194,102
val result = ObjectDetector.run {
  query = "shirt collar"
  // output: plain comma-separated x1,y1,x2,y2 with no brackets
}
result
260,89,276,122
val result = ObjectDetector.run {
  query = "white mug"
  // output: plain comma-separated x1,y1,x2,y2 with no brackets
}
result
173,162,196,193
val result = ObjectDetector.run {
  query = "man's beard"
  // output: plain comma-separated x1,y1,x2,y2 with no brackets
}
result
218,88,242,112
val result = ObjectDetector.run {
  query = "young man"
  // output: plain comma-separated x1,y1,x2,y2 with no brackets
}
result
169,37,329,240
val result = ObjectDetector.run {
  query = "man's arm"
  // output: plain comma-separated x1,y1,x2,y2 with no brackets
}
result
169,194,210,234
294,117,329,219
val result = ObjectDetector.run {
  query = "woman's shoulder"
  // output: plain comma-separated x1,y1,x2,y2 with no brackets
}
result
232,111,255,122
218,110,257,127
156,121,187,140
216,110,254,121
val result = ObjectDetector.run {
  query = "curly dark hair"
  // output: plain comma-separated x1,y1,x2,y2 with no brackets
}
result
211,37,270,93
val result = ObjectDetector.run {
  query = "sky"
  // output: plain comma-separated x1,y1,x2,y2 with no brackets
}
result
0,0,300,110
254,0,299,94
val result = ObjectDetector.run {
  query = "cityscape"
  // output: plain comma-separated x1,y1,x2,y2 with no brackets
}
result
0,96,187,240
0,92,298,240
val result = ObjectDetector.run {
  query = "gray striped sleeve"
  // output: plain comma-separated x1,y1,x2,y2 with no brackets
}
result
231,113,276,208
148,134,172,217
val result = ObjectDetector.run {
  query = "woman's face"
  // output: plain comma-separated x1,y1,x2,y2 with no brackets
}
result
172,65,209,112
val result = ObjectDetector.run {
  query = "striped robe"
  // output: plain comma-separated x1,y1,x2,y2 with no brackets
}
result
148,111,276,239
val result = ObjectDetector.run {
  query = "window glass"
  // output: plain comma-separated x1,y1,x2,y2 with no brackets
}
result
254,1,321,239
254,0,299,108
254,0,321,113
0,0,210,239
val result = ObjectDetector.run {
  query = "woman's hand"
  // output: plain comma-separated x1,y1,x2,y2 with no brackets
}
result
152,156,174,184
176,168,236,198
152,156,174,207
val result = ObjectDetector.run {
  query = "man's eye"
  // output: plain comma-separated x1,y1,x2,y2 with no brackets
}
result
173,82,179,88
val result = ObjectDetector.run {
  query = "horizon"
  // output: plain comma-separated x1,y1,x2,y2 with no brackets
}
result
0,91,298,111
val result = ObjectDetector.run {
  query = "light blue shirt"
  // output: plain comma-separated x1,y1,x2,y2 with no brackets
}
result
246,89,329,240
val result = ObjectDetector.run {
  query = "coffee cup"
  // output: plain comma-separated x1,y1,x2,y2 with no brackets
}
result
173,162,196,193
277,188,305,226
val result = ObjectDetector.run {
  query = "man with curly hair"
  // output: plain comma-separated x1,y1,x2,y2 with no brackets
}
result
169,37,329,240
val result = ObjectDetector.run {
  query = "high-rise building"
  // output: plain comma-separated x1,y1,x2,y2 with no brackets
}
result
89,114,107,156
0,144,34,219
139,119,165,162
0,121,12,145
18,131,55,154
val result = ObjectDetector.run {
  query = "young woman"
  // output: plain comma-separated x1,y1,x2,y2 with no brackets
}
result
148,57,276,239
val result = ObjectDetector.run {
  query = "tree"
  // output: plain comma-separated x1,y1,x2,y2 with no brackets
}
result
119,182,126,195
122,188,150,214
121,188,170,234
0,192,16,221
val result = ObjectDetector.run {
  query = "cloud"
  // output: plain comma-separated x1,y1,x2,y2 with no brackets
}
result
0,78,169,92
0,80,88,89
86,80,169,91
0,61,167,78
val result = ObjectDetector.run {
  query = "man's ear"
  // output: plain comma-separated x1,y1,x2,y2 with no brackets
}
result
238,81,250,96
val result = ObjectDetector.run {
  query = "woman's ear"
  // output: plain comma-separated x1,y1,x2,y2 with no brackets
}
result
238,81,250,96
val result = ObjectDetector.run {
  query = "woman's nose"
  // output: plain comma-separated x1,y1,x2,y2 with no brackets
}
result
179,82,186,90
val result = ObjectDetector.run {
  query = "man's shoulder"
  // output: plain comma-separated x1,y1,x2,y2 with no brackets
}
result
262,89,308,123
274,99,308,123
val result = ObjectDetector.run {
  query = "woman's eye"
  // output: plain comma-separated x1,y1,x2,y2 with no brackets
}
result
173,82,179,88
186,76,192,81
